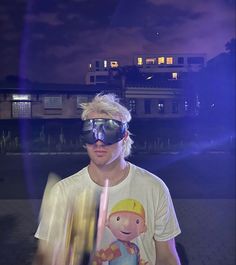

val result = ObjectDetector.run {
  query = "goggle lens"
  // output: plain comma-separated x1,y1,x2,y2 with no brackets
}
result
81,118,127,145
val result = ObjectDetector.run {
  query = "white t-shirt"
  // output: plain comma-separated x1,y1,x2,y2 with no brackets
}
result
35,163,181,265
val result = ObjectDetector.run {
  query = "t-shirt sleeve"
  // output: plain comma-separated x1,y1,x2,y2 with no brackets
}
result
35,182,67,241
154,183,181,241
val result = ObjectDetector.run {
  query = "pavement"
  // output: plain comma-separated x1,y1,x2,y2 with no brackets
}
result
0,199,235,265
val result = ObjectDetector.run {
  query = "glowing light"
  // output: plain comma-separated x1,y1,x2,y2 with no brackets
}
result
172,72,178,79
158,101,164,113
12,94,31,100
158,57,165,64
137,57,143,65
103,60,107,68
184,100,189,111
110,61,119,68
146,58,156,65
166,57,173,64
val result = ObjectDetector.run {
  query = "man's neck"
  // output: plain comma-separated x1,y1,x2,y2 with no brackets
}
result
88,159,129,187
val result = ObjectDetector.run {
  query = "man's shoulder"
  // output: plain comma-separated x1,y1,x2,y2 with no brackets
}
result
55,166,89,190
130,163,168,191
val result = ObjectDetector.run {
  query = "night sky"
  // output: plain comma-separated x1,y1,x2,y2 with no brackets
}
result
0,0,235,83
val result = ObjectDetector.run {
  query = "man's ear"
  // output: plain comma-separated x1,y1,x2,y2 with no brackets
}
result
123,131,129,141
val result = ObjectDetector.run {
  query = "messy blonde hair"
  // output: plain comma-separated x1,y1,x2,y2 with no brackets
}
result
80,93,133,157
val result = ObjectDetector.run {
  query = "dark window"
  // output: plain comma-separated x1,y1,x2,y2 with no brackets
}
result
187,57,204,64
144,99,151,114
95,61,100,68
96,75,108,82
44,96,62,109
172,101,179,113
90,76,95,83
178,57,184,64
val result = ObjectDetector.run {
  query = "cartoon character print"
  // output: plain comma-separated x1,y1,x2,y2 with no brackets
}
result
93,199,149,265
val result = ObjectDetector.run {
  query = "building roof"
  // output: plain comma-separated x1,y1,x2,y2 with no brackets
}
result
0,79,121,94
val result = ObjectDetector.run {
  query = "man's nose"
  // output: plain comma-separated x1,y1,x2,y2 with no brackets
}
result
93,140,106,147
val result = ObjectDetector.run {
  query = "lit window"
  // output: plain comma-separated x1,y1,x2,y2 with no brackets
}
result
184,100,189,111
129,99,136,114
104,60,107,68
12,94,31,100
44,96,62,109
89,63,92,69
158,101,164,113
166,57,173,64
110,61,119,68
146,58,155,65
12,102,31,118
196,95,200,108
137,57,143,65
158,57,165,64
172,72,178,79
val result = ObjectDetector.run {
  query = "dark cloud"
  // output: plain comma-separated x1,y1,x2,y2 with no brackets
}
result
0,0,235,83
28,0,119,30
0,0,26,31
110,1,206,28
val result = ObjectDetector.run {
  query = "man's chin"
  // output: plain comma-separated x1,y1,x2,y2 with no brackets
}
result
92,157,109,167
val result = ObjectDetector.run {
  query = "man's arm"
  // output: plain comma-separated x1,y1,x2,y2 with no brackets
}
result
32,240,48,265
155,238,181,265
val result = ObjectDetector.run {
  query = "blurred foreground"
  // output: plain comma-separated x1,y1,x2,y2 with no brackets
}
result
0,150,235,265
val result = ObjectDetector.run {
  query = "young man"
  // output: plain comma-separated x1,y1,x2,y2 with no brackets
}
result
34,93,181,265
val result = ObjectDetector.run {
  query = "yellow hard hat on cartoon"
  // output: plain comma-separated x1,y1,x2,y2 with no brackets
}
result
110,199,145,220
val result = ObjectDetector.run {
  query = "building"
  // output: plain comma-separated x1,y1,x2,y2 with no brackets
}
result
0,53,205,120
86,53,206,85
84,53,205,119
133,53,206,76
0,80,121,119
125,82,197,119
85,58,120,85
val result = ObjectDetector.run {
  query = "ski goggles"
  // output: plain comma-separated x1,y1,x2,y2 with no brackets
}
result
81,118,127,145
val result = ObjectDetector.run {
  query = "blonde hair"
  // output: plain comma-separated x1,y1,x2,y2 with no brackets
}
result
80,93,133,157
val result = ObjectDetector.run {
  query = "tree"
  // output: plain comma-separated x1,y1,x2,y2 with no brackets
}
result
225,38,236,54
196,39,235,128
